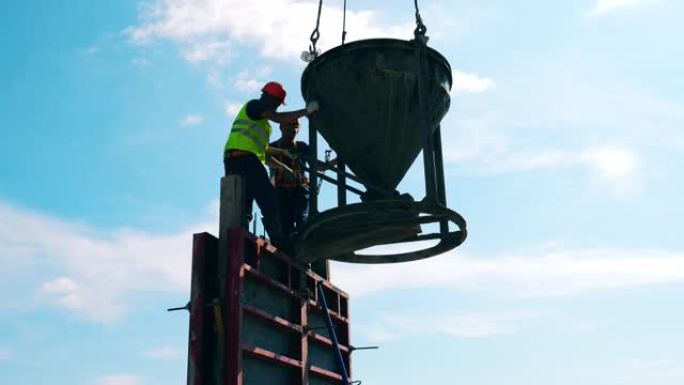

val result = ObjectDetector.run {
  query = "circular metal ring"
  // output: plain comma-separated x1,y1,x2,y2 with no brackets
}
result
295,200,467,264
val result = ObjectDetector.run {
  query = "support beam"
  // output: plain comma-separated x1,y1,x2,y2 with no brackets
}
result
218,175,246,385
433,125,449,234
220,175,247,232
414,42,438,203
308,122,319,216
337,161,347,207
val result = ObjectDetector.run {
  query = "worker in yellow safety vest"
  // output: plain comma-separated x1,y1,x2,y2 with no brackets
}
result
224,81,319,251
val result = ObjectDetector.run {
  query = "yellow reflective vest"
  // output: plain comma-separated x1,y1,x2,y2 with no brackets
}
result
224,103,272,163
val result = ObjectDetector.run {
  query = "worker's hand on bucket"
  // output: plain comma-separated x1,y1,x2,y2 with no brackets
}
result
306,101,319,115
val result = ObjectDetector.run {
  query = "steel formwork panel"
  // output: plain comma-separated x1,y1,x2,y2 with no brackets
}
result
187,230,351,385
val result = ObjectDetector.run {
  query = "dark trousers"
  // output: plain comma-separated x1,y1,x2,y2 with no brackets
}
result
224,154,285,245
275,186,309,236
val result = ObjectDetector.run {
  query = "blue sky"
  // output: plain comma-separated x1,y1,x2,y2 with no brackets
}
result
1,0,683,384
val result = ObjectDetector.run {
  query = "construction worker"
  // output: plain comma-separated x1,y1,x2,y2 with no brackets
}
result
268,120,311,237
224,81,319,251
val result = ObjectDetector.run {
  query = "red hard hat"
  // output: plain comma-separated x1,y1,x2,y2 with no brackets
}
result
262,81,286,104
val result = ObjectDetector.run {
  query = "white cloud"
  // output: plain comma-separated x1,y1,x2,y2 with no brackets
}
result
224,101,242,117
126,0,413,63
78,45,100,55
127,0,490,109
581,144,638,179
233,70,262,93
93,374,140,385
132,57,152,67
357,324,401,343
41,276,81,293
182,40,232,63
624,358,684,380
629,358,678,371
5,196,683,323
587,0,662,16
206,68,225,90
442,134,642,197
567,319,604,333
0,200,215,323
361,311,540,342
41,277,85,310
437,60,684,197
452,70,494,93
142,346,183,359
580,144,641,197
331,247,684,299
181,114,204,126
445,146,574,172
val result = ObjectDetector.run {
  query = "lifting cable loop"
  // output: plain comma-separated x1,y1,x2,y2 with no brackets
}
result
413,0,428,43
309,0,324,58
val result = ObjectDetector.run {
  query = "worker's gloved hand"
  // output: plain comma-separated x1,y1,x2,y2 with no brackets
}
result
306,101,319,115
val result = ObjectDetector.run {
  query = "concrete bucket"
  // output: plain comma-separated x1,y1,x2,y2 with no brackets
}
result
301,38,452,194
296,38,467,263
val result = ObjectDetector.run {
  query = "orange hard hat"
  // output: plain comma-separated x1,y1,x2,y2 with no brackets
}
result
262,81,286,104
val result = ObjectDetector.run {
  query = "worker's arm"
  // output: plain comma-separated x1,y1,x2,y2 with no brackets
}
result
266,146,297,159
263,109,308,124
266,156,295,174
262,101,319,124
265,147,279,156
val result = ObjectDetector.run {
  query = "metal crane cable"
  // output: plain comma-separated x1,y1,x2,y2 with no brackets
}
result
309,0,324,58
342,0,348,44
308,0,428,57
